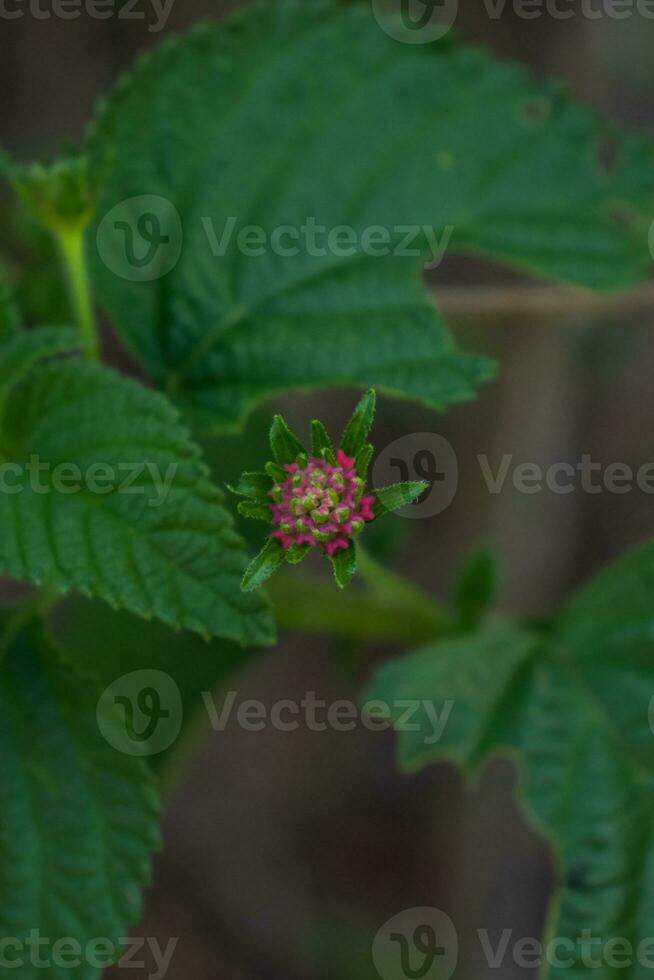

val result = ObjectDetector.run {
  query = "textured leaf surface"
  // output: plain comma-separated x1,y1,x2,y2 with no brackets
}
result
269,413,305,465
365,541,654,977
311,420,334,462
0,326,79,392
241,536,285,592
330,541,357,589
340,388,376,458
88,1,654,432
0,360,273,644
372,481,427,515
366,623,538,771
237,499,270,521
0,623,159,979
229,471,271,501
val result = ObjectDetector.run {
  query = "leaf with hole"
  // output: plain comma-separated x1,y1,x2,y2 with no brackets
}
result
87,0,654,431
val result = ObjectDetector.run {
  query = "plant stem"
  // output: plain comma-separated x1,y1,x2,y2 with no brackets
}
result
268,549,451,646
56,224,99,361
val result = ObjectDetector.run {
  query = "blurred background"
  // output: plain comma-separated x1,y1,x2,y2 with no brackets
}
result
3,2,654,977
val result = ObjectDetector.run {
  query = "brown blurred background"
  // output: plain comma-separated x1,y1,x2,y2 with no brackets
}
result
3,2,654,978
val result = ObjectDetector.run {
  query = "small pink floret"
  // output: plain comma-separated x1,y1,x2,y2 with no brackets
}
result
269,454,374,555
335,449,355,469
324,537,350,556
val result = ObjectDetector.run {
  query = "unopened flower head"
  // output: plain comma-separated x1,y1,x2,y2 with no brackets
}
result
232,389,427,591
270,449,375,556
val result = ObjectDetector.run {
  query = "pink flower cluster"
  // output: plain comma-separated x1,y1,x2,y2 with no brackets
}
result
270,450,375,556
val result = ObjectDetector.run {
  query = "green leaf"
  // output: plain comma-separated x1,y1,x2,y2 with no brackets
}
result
355,443,374,480
372,481,427,516
88,1,654,435
0,360,273,646
453,546,500,629
363,622,539,772
241,536,286,592
0,266,19,342
340,388,376,458
269,413,305,465
558,536,654,657
311,420,335,462
365,540,654,976
0,326,80,394
237,499,271,522
91,0,654,432
0,623,159,979
286,542,311,565
330,541,357,589
264,461,285,483
228,471,271,500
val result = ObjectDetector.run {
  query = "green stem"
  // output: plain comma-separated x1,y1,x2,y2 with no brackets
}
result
56,224,99,361
268,548,451,646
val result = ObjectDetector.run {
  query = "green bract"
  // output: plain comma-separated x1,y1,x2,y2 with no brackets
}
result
232,390,427,590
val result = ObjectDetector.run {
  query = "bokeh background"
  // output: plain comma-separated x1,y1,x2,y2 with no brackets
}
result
3,2,654,977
